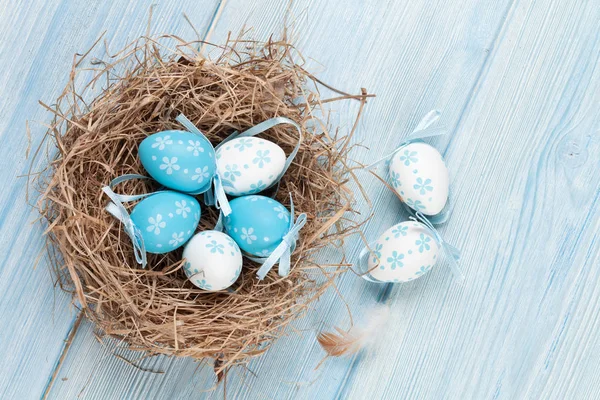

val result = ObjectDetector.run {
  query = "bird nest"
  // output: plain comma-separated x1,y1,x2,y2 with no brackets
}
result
32,33,369,372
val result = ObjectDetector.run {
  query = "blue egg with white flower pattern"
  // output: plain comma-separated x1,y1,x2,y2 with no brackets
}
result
223,195,291,257
139,130,216,193
130,191,201,254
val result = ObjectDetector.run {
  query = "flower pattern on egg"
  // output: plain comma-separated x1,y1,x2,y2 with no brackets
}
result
216,138,285,197
147,214,166,234
225,236,238,251
413,177,433,195
183,261,196,275
186,140,205,156
273,205,289,222
367,221,439,283
152,135,172,150
253,150,271,168
416,233,431,252
386,251,405,270
399,150,418,166
415,265,432,276
392,225,408,238
230,266,242,284
131,192,200,255
223,164,241,182
240,227,257,244
223,195,293,260
192,166,210,183
196,279,213,290
139,130,216,194
234,138,253,151
249,180,267,193
371,243,383,263
175,200,190,218
183,231,242,291
406,198,426,211
159,157,180,175
169,232,185,246
390,171,401,188
206,240,225,254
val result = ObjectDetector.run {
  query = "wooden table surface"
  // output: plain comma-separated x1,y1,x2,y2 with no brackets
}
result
1,0,599,399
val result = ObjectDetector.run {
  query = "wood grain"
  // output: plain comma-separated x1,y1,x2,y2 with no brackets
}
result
1,0,599,399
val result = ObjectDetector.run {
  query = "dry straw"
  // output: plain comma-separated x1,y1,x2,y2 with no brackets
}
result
32,32,371,373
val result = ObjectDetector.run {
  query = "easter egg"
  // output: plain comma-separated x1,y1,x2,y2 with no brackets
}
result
216,137,286,196
130,191,200,254
139,130,216,193
367,221,439,283
223,195,291,257
388,142,449,215
182,231,242,291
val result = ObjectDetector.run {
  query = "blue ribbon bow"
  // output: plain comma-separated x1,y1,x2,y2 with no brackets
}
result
102,176,155,268
357,245,387,283
173,114,234,216
412,212,463,281
366,110,445,168
245,195,307,280
367,110,453,224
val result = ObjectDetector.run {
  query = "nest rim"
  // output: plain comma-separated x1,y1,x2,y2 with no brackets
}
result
32,33,369,369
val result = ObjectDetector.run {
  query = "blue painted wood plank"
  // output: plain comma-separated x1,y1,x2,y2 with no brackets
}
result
0,1,219,399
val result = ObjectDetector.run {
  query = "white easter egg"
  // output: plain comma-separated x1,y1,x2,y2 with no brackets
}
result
388,142,449,216
367,221,439,283
216,137,286,196
182,231,242,291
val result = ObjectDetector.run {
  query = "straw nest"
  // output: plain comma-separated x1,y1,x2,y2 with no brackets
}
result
33,33,370,372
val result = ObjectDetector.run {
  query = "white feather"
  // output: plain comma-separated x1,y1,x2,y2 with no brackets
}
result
317,305,391,358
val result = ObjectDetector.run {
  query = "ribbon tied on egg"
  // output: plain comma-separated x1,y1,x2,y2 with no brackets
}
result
102,175,202,268
367,109,453,224
220,194,307,281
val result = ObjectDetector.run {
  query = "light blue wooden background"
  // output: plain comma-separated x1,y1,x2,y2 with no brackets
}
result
1,0,599,399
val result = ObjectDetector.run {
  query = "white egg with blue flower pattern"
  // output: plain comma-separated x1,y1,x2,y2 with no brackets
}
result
388,142,449,216
367,221,439,283
223,195,291,257
139,130,216,193
182,231,242,291
130,191,201,254
216,137,286,196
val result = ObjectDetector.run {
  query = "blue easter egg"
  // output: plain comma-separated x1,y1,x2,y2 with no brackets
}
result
130,191,201,254
223,195,291,257
139,130,216,193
